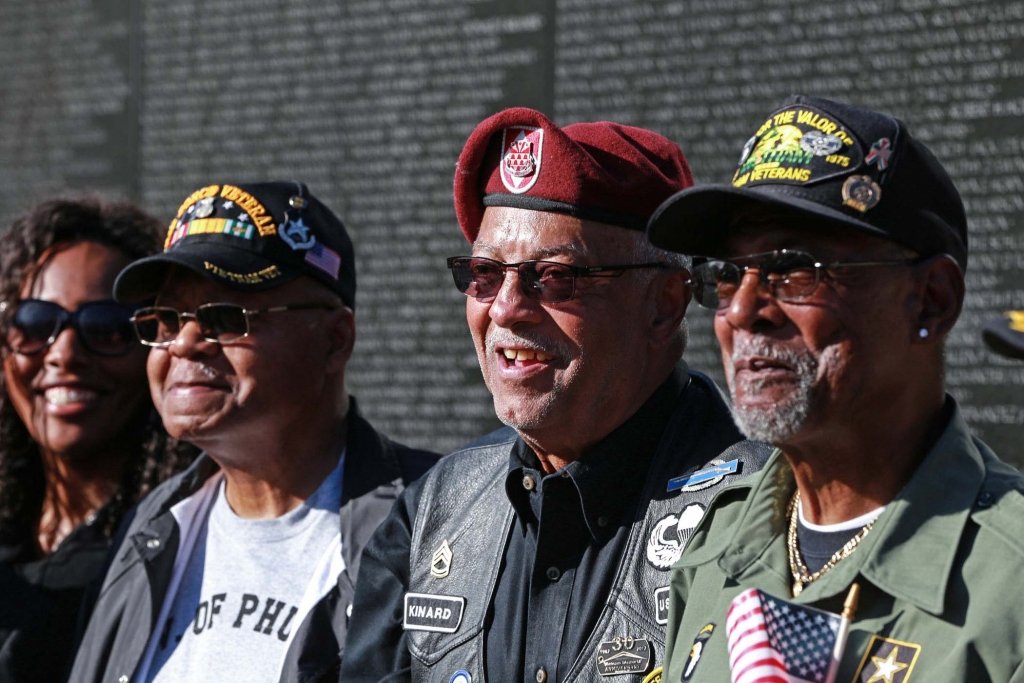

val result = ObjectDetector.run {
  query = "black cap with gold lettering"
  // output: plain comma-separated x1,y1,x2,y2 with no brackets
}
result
113,181,356,308
647,95,968,271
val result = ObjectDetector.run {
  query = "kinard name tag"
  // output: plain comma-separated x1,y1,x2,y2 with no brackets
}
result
403,592,466,633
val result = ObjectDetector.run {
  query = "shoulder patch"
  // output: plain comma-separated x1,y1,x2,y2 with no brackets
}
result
681,623,715,681
852,635,921,682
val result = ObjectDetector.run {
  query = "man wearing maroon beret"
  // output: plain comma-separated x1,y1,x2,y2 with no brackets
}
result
341,108,769,682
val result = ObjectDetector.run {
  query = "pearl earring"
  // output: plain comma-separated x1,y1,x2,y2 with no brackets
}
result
918,327,929,339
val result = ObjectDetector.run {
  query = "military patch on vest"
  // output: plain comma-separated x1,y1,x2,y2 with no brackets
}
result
402,593,465,633
645,504,705,570
641,666,662,683
431,539,453,579
654,586,671,625
681,623,715,681
448,670,472,683
853,636,921,682
666,459,740,493
596,636,652,676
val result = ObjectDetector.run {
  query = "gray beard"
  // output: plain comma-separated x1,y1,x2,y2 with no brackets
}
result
727,338,819,444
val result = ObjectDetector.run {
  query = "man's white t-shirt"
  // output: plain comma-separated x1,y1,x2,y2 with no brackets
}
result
140,457,344,683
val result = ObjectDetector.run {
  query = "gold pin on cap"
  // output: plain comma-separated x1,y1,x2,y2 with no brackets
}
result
841,175,882,213
288,195,308,209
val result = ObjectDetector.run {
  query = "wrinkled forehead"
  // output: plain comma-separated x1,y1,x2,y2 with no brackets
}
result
473,206,642,263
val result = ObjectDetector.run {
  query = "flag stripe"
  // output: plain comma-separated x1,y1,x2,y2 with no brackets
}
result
725,588,842,683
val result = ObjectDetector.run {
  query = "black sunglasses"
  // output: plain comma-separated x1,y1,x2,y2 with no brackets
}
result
0,299,138,357
131,302,337,347
446,256,673,304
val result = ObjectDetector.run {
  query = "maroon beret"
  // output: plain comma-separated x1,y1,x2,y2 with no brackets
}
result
453,107,693,242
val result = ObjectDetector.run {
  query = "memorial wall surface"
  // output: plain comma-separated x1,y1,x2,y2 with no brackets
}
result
0,0,1021,460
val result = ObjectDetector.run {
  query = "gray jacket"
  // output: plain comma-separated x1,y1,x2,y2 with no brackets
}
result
69,401,439,683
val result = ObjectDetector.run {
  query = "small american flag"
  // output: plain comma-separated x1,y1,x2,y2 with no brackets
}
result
304,242,342,279
726,588,847,683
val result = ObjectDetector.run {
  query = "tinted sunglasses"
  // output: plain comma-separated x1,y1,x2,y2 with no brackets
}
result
690,249,923,309
1,299,137,356
446,256,673,304
131,302,337,347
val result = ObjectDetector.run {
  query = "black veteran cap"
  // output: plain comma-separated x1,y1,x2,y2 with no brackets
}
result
647,95,969,271
982,311,1024,360
114,181,356,307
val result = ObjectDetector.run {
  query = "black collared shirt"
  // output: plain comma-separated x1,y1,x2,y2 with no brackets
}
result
484,369,685,682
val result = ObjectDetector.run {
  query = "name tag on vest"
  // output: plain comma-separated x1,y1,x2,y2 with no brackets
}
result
403,593,465,633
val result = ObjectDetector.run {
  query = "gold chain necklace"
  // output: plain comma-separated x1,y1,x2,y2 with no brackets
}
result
787,491,877,596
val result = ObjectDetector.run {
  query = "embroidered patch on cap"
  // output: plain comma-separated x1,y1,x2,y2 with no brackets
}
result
202,261,281,285
853,636,921,682
165,184,278,250
732,105,863,189
166,218,256,249
499,126,544,194
402,593,465,633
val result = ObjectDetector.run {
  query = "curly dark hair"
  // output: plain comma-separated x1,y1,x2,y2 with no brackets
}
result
0,195,196,555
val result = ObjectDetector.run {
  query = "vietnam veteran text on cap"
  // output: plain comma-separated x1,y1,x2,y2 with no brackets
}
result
647,95,968,271
454,107,693,241
114,181,356,308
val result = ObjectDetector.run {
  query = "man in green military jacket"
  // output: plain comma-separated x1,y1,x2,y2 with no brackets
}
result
646,95,1024,682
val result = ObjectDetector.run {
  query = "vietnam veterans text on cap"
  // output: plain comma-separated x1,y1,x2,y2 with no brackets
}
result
647,95,968,270
454,107,694,241
113,181,356,307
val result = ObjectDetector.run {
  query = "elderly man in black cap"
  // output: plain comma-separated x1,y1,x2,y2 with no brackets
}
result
69,182,438,683
341,108,769,682
649,95,1024,681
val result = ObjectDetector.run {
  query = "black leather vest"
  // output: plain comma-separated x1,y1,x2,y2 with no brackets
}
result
402,374,771,682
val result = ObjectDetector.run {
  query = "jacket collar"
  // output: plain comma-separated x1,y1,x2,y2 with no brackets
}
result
859,403,984,614
504,366,688,542
706,399,985,614
341,396,402,504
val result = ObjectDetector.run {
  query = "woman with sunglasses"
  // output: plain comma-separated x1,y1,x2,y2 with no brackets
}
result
0,196,196,682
